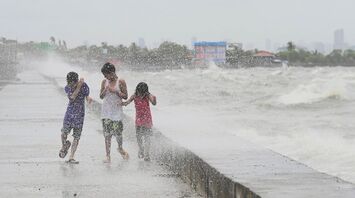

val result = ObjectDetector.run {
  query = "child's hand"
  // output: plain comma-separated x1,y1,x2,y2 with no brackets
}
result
79,78,84,84
86,96,93,104
107,86,117,93
149,94,157,105
103,86,109,93
121,101,127,106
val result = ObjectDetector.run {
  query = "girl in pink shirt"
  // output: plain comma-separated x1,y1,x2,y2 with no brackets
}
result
122,82,156,161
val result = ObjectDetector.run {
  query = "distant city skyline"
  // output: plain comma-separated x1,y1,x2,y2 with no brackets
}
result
334,29,345,50
1,0,354,51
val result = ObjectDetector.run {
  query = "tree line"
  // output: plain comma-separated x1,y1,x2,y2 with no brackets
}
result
276,42,355,66
64,41,192,70
12,36,355,68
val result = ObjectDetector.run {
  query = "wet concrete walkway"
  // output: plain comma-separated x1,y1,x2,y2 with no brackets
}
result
0,71,199,198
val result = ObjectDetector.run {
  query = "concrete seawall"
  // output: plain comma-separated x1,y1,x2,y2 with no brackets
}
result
47,75,355,198
150,132,260,198
150,130,355,198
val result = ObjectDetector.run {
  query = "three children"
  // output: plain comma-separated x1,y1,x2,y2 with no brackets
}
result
60,63,156,164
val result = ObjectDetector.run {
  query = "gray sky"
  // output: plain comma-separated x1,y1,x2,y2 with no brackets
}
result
1,0,354,49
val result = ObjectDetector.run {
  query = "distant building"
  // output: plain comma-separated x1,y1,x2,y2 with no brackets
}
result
194,41,226,64
138,38,146,48
191,37,197,49
334,29,345,50
252,51,277,66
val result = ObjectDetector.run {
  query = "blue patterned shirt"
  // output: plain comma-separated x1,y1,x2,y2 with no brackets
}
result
63,83,90,128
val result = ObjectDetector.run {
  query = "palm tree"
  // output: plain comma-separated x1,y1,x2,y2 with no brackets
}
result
286,41,296,64
287,41,295,51
50,36,56,45
63,41,67,50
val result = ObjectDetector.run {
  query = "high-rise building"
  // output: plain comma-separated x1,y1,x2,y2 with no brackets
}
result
138,38,146,48
333,29,345,50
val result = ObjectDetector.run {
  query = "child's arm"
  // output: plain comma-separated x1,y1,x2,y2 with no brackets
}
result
121,94,135,106
99,80,107,99
82,82,92,104
148,94,157,105
69,78,84,100
118,79,128,100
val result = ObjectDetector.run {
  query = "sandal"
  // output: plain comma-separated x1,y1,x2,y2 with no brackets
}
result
66,159,79,164
59,140,71,158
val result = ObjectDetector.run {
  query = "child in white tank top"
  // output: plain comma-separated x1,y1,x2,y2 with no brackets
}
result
100,62,129,163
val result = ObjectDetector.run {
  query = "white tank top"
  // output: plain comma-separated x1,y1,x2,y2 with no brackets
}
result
101,79,123,121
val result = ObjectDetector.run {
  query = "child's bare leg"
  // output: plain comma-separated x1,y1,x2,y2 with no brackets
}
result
115,133,123,149
69,138,79,160
143,134,151,161
104,135,112,163
116,133,129,159
136,130,144,158
144,135,151,157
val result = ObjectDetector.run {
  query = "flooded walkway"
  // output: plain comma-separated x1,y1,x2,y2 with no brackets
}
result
0,70,200,198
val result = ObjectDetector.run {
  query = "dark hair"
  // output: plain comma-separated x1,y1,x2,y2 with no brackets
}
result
101,62,116,74
135,82,149,97
66,71,78,84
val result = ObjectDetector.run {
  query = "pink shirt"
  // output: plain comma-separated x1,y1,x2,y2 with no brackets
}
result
134,96,153,128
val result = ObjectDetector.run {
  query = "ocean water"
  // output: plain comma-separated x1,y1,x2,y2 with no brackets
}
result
36,57,355,184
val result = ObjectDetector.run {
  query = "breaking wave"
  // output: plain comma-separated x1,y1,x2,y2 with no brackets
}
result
277,75,354,105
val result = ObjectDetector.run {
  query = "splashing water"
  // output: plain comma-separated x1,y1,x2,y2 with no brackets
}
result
35,58,355,184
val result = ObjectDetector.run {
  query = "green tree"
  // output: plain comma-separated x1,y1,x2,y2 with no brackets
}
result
156,41,191,68
326,50,343,65
226,44,244,66
127,42,140,65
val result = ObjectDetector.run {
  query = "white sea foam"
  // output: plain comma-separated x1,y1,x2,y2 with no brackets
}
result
277,70,355,105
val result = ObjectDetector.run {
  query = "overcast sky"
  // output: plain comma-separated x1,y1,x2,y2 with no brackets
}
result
1,0,354,49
